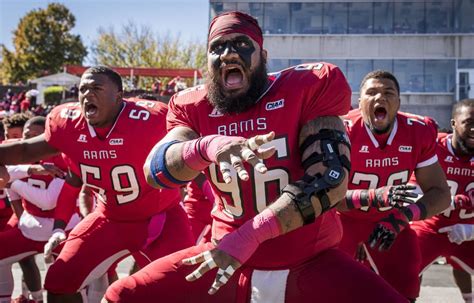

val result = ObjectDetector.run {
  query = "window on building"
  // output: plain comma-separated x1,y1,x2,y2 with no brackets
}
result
455,0,474,33
237,3,264,26
394,2,425,33
373,60,394,72
394,60,424,92
348,2,373,34
210,2,237,19
426,1,454,33
458,60,474,68
289,59,304,67
424,60,455,92
323,3,349,34
347,60,373,91
268,59,290,72
373,2,393,33
263,3,290,34
321,59,347,76
290,3,323,34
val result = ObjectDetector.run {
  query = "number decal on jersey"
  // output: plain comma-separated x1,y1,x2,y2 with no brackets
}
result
135,101,155,108
209,137,290,218
407,117,426,126
442,181,474,219
60,108,81,119
80,164,140,205
129,109,150,121
352,170,409,212
27,179,47,189
294,63,324,71
111,165,140,204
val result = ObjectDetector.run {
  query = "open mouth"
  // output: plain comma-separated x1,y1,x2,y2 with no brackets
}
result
84,103,98,119
222,64,245,90
373,106,387,121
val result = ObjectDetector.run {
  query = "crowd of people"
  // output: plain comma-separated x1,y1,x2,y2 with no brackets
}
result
0,89,51,122
0,11,472,303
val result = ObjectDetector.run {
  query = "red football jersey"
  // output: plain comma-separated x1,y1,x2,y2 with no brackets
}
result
341,109,438,222
413,133,474,228
45,100,181,221
167,62,351,268
21,154,68,218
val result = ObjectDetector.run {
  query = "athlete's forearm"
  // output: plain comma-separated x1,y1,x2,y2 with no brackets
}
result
0,135,59,165
144,126,199,189
414,186,451,219
271,116,349,233
414,163,451,220
270,177,347,234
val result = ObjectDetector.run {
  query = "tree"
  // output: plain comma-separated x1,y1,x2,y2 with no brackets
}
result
90,21,206,89
0,3,87,83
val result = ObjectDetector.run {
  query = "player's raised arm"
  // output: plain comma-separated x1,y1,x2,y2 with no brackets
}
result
144,126,199,188
0,134,59,165
144,125,276,190
182,115,351,294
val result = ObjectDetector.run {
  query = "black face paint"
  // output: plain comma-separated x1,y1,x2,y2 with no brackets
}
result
207,51,268,115
209,35,256,72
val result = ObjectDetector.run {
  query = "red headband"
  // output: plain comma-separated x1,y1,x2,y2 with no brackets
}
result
208,11,263,48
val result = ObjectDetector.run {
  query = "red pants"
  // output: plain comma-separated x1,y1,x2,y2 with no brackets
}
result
0,226,53,266
339,214,421,300
412,221,474,273
105,243,406,303
45,204,193,294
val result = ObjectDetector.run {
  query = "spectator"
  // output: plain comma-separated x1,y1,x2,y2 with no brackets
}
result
69,84,79,99
152,80,161,94
20,96,31,113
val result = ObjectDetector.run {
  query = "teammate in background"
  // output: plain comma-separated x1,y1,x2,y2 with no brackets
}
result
0,116,73,303
2,113,32,141
183,174,214,244
104,11,406,302
1,114,38,303
337,70,451,302
411,99,474,303
1,113,32,230
0,66,194,303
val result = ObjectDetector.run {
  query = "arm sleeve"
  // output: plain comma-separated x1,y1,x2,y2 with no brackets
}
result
6,165,30,181
10,178,65,210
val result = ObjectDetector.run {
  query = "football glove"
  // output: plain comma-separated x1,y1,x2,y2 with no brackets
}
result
368,210,409,251
44,228,66,264
439,224,474,245
370,184,418,208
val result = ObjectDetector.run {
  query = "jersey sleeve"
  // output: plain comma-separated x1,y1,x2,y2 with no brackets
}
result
300,63,352,124
11,178,65,211
44,106,67,150
416,123,438,169
166,94,194,132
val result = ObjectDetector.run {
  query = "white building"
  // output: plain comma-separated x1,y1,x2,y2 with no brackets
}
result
209,0,474,128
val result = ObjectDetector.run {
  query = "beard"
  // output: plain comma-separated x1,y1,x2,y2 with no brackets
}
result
455,135,474,156
207,58,268,115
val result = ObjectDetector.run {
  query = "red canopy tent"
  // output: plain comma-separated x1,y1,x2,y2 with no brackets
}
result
64,65,203,83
